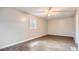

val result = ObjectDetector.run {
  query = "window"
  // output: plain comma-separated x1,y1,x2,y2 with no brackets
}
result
30,18,37,29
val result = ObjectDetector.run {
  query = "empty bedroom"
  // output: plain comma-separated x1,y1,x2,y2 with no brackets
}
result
0,7,78,51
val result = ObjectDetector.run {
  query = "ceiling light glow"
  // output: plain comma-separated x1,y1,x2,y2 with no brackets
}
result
48,14,51,16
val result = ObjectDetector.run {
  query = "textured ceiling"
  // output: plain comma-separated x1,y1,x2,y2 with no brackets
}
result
15,7,77,20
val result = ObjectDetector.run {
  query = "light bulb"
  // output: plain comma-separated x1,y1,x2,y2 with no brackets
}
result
48,14,51,16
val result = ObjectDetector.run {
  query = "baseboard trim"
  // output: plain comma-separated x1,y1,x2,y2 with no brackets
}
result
0,39,30,49
47,34,74,38
0,34,47,49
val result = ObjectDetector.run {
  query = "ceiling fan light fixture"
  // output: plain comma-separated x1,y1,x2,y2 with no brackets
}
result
48,13,51,16
48,7,52,16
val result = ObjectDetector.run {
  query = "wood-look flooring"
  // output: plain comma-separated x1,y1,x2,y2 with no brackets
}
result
0,35,76,51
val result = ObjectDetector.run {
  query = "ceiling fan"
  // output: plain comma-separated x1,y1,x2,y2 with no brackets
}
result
47,7,71,16
47,7,53,16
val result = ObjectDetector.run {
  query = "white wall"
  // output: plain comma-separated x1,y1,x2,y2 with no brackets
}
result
0,8,47,48
29,16,47,39
48,17,75,37
75,8,79,50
